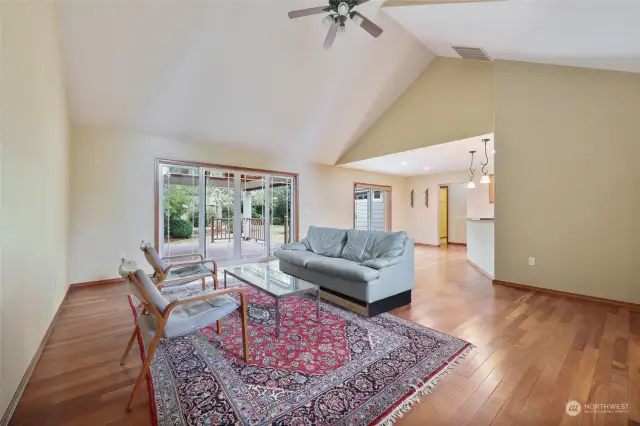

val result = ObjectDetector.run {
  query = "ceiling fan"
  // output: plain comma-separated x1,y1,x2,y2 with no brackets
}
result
288,0,383,49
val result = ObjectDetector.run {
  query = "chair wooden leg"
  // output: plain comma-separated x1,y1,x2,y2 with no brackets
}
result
212,274,219,290
216,320,222,334
127,331,162,411
239,293,249,363
120,323,139,365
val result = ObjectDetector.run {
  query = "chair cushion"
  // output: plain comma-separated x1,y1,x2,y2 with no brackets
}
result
305,256,379,282
139,292,239,339
141,242,168,275
167,263,213,280
274,249,320,268
301,226,347,257
134,269,170,312
341,230,407,263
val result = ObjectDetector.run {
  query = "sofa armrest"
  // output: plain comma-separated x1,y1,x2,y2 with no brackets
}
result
280,242,308,251
361,257,403,270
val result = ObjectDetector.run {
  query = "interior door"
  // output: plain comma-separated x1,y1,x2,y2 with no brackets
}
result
439,186,448,244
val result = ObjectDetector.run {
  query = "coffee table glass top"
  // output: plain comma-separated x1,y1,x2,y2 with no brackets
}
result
224,264,318,298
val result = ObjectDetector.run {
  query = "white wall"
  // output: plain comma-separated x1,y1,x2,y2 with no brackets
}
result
0,2,70,416
69,125,406,284
447,183,467,244
404,171,467,245
467,221,494,277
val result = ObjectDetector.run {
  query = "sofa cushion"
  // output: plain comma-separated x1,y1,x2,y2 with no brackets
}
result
274,249,319,268
305,256,379,282
301,226,347,258
279,242,307,251
361,256,403,269
341,229,407,263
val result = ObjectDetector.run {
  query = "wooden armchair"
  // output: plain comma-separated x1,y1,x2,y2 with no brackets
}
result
140,241,218,290
120,267,249,411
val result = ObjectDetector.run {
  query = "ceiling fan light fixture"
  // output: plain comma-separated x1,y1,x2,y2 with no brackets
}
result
322,15,333,27
352,14,364,26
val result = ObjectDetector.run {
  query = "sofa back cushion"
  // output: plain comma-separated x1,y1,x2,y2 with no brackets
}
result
341,229,407,263
301,226,347,258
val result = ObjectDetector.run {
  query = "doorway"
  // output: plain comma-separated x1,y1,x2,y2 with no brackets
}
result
439,186,448,245
156,160,297,264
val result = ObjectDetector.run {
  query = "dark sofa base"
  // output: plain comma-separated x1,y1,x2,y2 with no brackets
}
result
320,287,412,317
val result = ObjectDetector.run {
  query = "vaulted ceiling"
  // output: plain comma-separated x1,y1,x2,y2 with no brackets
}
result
385,0,640,73
56,0,432,164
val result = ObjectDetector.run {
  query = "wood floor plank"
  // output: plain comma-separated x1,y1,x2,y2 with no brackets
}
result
8,246,638,426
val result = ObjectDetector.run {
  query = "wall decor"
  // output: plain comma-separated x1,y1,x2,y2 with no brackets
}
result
425,189,429,208
410,190,414,208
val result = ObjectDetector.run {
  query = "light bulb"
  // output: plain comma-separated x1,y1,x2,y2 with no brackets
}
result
352,14,363,26
480,175,491,184
467,181,476,189
322,15,333,27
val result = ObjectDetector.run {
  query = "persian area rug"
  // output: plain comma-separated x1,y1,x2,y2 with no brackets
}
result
127,284,472,426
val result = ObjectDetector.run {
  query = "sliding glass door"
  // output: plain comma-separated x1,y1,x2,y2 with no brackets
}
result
158,161,296,264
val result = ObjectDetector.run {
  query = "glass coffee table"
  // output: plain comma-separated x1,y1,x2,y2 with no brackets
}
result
223,264,320,338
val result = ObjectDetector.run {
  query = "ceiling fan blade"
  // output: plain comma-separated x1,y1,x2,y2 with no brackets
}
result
323,21,339,50
353,11,383,38
288,6,328,19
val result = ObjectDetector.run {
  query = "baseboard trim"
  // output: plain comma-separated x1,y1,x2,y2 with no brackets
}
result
415,242,440,247
70,277,124,288
493,280,640,311
0,287,70,426
448,242,467,246
467,259,494,280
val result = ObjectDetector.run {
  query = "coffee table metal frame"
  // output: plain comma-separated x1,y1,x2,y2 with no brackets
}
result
223,266,320,339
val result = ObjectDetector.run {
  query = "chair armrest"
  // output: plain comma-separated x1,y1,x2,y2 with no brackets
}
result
164,259,217,274
279,242,307,251
163,253,204,262
164,287,247,315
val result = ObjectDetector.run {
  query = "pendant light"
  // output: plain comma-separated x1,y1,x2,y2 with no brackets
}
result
480,138,491,184
467,150,476,189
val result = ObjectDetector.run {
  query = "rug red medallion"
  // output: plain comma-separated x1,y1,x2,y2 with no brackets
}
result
128,285,472,426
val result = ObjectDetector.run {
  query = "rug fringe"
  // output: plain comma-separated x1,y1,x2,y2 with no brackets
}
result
373,344,475,426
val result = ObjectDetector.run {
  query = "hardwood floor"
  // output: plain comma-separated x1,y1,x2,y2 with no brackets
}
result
10,246,639,425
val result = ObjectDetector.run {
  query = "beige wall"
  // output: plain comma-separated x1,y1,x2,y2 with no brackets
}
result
337,57,494,164
404,171,467,245
69,126,406,284
494,60,640,303
0,2,70,416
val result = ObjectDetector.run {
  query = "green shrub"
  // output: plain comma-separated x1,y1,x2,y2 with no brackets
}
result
167,218,193,239
272,216,284,225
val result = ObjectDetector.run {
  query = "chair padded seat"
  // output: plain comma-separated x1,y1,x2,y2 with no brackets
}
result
274,249,320,268
305,256,379,282
167,263,213,280
143,293,239,339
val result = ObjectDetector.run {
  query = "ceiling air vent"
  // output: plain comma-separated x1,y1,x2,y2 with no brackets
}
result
452,46,492,61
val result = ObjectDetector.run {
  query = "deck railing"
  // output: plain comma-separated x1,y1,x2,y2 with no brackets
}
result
210,216,291,243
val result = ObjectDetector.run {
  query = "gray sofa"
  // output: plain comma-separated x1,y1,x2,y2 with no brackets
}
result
274,226,414,316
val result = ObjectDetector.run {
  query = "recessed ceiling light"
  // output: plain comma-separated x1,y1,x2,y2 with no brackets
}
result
400,161,408,166
423,166,430,170
492,150,496,154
